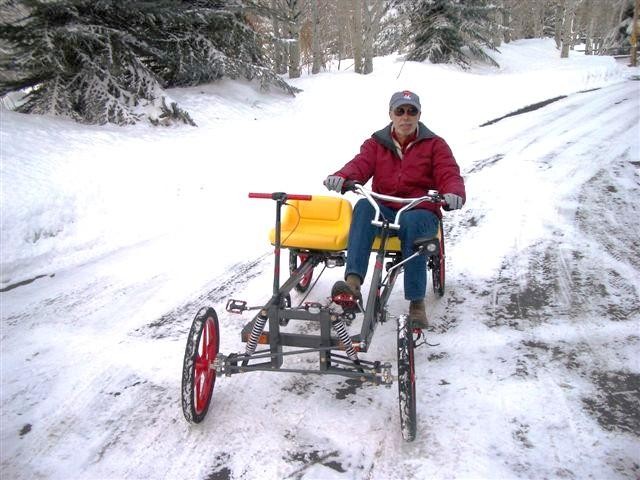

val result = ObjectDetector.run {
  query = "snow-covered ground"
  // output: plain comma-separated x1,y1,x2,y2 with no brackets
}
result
1,39,639,479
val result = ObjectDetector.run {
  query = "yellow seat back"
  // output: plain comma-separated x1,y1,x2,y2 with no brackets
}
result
269,196,352,251
371,223,442,253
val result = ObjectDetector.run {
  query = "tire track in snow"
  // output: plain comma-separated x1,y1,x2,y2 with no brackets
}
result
133,253,270,340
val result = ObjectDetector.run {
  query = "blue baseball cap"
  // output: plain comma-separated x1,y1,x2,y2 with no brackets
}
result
389,90,421,112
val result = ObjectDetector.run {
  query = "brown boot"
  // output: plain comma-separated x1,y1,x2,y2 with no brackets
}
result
409,300,428,329
345,274,362,296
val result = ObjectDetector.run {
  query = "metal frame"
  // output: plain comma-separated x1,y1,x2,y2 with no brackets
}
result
219,186,444,385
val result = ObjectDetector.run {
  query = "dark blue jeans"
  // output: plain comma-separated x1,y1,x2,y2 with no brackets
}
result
345,198,439,301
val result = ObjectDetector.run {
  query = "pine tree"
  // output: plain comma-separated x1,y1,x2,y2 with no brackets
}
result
375,6,409,56
0,0,297,126
394,0,500,68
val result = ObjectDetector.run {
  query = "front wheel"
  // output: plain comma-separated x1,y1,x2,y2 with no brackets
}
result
397,315,417,441
181,307,220,423
431,227,445,297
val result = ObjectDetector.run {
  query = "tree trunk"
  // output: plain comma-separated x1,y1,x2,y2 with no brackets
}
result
271,0,287,75
533,1,543,37
311,0,322,74
502,1,512,43
585,17,595,54
555,0,564,49
362,0,374,74
288,24,301,78
351,0,363,73
631,0,639,66
287,0,301,78
561,0,577,57
336,0,351,70
491,2,500,47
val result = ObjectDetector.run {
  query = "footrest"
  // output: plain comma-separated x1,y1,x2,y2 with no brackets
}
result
226,299,247,314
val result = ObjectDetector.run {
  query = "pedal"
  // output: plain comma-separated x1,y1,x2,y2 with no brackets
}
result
303,302,323,313
226,299,247,314
331,293,359,313
325,253,346,268
331,281,362,314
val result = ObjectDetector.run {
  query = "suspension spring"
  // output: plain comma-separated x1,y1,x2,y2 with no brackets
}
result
332,317,358,361
245,311,268,356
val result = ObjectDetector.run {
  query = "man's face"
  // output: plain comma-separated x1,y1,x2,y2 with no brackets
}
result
389,104,420,137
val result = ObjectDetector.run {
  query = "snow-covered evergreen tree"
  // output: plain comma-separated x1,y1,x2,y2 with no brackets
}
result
375,6,409,56
0,0,297,126
393,0,500,68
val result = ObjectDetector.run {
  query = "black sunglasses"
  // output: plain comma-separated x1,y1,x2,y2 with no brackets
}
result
393,106,419,117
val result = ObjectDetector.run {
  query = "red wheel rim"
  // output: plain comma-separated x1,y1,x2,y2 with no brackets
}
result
298,254,312,288
193,317,218,415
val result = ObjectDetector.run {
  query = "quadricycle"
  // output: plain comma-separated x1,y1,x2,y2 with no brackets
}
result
180,182,447,441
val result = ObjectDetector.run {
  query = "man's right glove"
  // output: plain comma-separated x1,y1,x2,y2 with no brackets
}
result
323,175,345,193
443,193,463,210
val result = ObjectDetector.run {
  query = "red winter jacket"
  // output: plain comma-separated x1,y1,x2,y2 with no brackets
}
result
333,122,466,218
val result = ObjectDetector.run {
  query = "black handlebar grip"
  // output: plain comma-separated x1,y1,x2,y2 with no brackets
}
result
342,180,359,193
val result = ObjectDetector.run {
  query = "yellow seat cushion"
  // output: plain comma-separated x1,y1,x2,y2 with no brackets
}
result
269,196,352,251
372,236,402,252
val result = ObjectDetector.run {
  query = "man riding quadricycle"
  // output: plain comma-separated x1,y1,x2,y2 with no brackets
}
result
181,91,465,441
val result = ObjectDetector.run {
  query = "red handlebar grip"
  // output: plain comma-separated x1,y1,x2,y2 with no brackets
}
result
248,192,312,201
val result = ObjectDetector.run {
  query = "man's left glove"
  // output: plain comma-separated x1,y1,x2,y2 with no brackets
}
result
443,193,463,210
324,175,345,193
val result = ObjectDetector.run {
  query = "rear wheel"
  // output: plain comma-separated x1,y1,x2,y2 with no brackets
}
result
279,294,292,326
181,307,220,423
289,251,313,293
397,315,417,442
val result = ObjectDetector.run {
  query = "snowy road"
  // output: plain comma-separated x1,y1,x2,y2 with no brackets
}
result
2,80,639,479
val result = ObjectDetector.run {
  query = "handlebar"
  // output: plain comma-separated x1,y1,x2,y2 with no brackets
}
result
343,181,445,231
249,192,312,201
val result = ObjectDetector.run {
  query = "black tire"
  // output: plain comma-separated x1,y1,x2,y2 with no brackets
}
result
397,315,417,442
431,225,445,297
289,251,313,293
279,294,292,326
181,307,220,424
